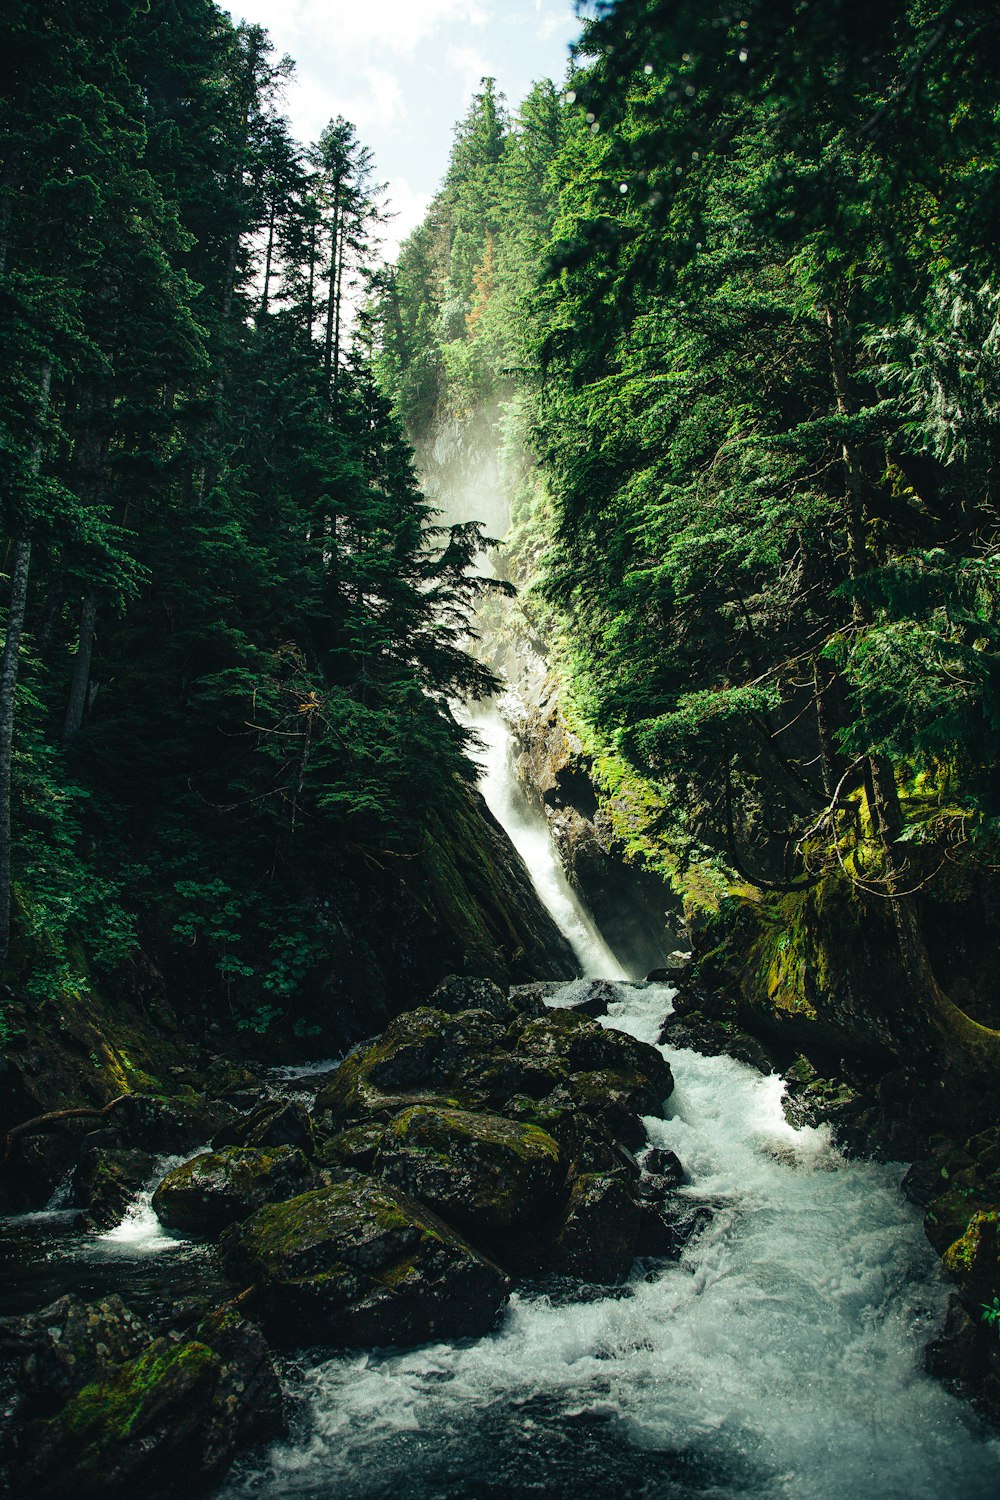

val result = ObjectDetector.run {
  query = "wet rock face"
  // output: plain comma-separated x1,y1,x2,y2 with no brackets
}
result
10,1307,284,1500
223,1174,511,1350
72,1147,159,1231
926,1293,1000,1424
376,1105,564,1235
427,975,528,1024
909,1125,1000,1421
152,1146,315,1239
0,1294,151,1419
1,1296,283,1500
212,1100,314,1155
316,1002,672,1149
553,1173,641,1284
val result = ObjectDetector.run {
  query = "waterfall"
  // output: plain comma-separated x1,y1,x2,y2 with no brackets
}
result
208,411,996,1498
462,700,626,979
428,404,633,978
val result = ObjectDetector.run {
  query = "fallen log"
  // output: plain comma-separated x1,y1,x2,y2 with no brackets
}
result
2,1096,127,1167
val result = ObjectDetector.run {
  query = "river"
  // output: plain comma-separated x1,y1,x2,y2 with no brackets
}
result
214,741,999,1500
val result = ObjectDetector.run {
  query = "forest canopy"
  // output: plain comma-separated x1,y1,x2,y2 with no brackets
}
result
0,0,498,1027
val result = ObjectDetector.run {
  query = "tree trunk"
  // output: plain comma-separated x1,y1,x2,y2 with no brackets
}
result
813,660,839,798
323,196,340,386
332,220,346,397
62,594,97,745
0,536,32,967
259,189,276,319
0,361,51,968
306,221,316,336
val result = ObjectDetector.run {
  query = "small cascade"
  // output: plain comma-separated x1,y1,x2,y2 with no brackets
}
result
94,1155,188,1256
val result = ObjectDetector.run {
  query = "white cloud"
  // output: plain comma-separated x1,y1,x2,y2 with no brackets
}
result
381,178,433,262
446,42,495,101
246,0,489,56
286,65,403,145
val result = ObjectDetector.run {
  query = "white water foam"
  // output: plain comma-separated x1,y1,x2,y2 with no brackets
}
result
93,1152,196,1255
221,982,999,1500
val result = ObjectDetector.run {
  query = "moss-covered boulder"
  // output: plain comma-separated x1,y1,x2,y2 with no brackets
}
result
0,1294,150,1419
12,1308,284,1500
316,1120,388,1173
211,1100,314,1155
552,1172,641,1284
223,1173,510,1349
941,1211,1000,1305
428,975,523,1022
316,1008,506,1120
317,1004,672,1145
507,1010,673,1101
72,1147,159,1231
375,1105,564,1238
151,1146,314,1239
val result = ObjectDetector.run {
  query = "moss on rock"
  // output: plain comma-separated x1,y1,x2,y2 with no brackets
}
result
223,1174,510,1349
151,1145,314,1239
375,1104,565,1237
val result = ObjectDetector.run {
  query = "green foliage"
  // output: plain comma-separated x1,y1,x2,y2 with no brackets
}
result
379,0,1000,955
0,0,499,1033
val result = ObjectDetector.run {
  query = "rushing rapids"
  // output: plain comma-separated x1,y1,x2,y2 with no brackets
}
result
217,978,1000,1499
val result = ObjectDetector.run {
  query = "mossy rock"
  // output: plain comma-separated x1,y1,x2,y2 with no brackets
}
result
506,1011,673,1103
212,1100,314,1155
13,1308,283,1500
427,975,521,1022
316,1120,388,1173
311,996,673,1224
223,1174,510,1349
552,1172,641,1284
73,1147,159,1231
925,1127,1000,1262
565,1068,666,1153
942,1211,1000,1303
0,1294,151,1419
315,1008,506,1120
375,1104,565,1238
151,1146,314,1239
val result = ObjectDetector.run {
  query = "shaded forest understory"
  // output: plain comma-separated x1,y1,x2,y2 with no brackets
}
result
4,0,1000,1489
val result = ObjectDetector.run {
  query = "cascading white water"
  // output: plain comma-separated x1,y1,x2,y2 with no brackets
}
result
462,700,626,980
221,982,1000,1500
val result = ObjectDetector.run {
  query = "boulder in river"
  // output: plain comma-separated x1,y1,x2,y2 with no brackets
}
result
428,975,523,1023
317,1006,508,1119
0,1294,151,1420
211,1099,314,1155
72,1147,159,1231
318,1002,671,1137
223,1172,510,1349
547,978,622,1017
152,1146,314,1239
11,1307,284,1500
375,1104,564,1237
552,1172,641,1283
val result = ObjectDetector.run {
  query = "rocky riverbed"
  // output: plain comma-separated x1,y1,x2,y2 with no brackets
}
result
0,976,695,1498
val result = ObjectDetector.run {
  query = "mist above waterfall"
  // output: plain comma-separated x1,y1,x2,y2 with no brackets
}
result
414,397,645,977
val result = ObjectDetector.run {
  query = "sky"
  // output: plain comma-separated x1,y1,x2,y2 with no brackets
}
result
227,0,583,259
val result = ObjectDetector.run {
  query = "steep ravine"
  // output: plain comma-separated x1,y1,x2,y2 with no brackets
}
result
415,402,680,981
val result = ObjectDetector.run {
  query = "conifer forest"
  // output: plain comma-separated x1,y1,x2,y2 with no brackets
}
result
2,4,1000,1498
